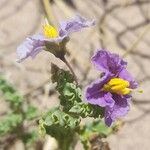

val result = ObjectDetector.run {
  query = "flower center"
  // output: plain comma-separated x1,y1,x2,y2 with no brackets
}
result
43,23,58,38
103,78,131,95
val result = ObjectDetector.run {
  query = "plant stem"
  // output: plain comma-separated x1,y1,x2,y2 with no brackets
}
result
57,133,77,150
62,56,78,85
42,0,55,25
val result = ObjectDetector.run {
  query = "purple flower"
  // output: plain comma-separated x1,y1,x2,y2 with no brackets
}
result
17,15,95,62
85,50,138,126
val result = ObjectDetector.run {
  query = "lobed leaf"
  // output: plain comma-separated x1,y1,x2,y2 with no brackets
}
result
0,77,23,109
0,113,23,136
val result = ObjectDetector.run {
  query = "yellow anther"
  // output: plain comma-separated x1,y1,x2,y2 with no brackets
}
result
103,78,131,95
118,88,131,95
111,84,128,91
107,78,129,87
43,21,58,38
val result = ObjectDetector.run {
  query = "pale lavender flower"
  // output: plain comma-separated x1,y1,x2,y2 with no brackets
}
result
17,15,95,62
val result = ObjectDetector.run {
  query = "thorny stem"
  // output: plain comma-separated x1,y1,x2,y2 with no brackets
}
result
61,56,78,85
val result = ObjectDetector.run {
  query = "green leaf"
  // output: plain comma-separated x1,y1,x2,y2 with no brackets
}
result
69,102,104,118
39,108,80,150
0,77,23,109
79,120,112,150
0,113,23,136
39,108,80,138
51,64,82,111
38,119,46,136
51,64,105,119
51,63,74,85
43,108,80,129
59,83,82,112
22,130,39,147
24,105,39,120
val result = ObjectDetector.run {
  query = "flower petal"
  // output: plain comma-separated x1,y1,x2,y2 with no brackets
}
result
85,74,115,107
32,33,67,43
59,15,95,36
92,50,127,76
118,69,138,89
17,36,44,62
104,94,130,126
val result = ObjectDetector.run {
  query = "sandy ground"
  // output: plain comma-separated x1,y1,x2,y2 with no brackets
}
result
1,0,150,149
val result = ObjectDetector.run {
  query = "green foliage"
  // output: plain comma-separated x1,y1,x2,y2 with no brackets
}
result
39,107,80,150
0,77,23,109
79,120,112,150
24,105,39,120
0,63,112,149
51,63,74,88
0,113,23,136
0,77,24,136
59,82,82,111
69,103,104,118
51,64,104,119
39,108,80,137
51,64,82,112
0,77,40,148
22,130,39,147
49,64,109,149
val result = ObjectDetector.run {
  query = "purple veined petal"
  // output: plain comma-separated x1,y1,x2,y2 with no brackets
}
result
29,46,43,58
92,50,127,76
17,36,45,63
59,15,95,37
17,32,66,63
32,34,69,58
85,74,115,107
104,94,130,126
18,33,69,61
118,69,138,89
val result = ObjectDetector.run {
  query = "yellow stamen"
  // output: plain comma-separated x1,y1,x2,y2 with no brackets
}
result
43,20,58,38
107,78,129,87
103,78,131,95
118,88,131,95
